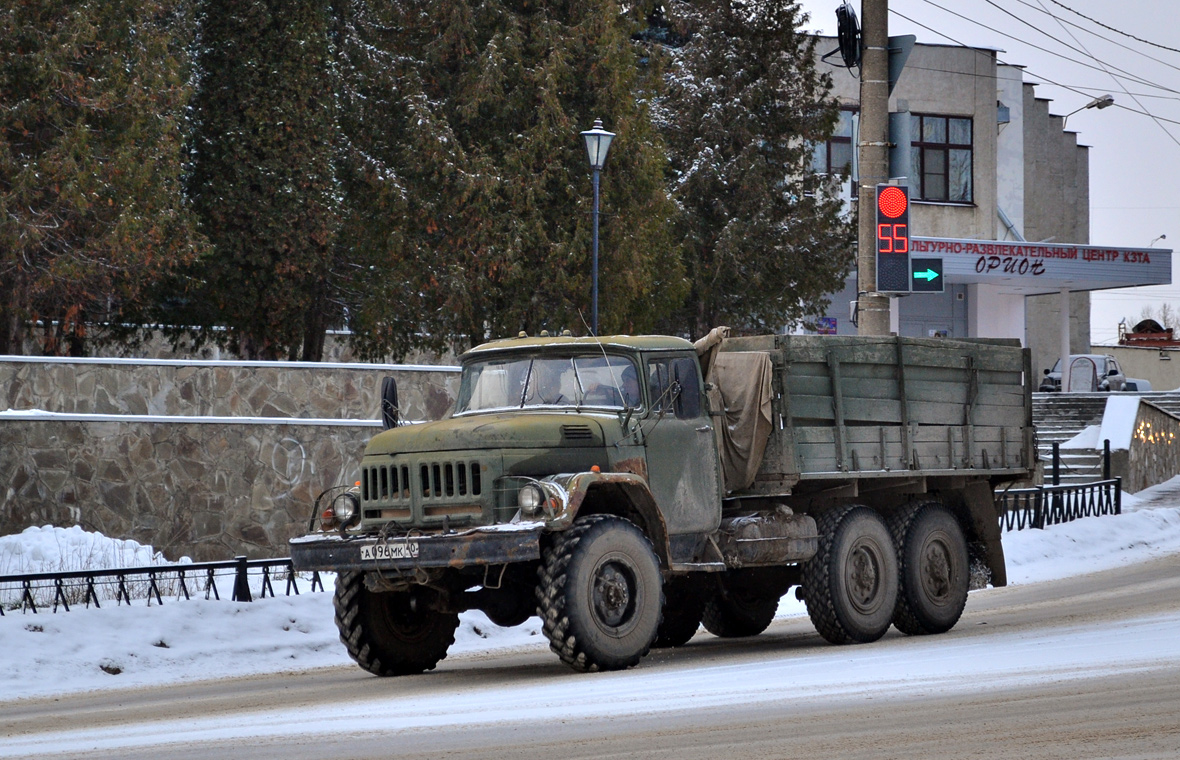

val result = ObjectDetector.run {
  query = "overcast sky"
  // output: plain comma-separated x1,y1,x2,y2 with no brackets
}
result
795,0,1179,345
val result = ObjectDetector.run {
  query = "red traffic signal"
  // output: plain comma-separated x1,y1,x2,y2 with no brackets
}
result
878,186,908,219
876,184,911,292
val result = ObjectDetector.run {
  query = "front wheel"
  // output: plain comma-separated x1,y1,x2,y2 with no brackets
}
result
536,515,663,672
890,503,970,635
334,572,459,676
802,506,899,645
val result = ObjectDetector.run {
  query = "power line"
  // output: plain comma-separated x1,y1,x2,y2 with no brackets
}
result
888,9,1180,128
1032,0,1180,150
1006,0,1180,75
912,0,1180,96
1043,0,1180,55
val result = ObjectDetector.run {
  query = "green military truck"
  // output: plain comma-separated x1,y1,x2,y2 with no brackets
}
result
290,330,1034,675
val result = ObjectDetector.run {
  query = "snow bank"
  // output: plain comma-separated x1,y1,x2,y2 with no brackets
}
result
0,525,174,576
0,526,545,699
1100,395,1141,450
1003,505,1180,583
1061,423,1100,450
1060,396,1142,451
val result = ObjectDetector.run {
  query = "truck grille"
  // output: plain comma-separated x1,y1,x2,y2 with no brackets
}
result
361,460,485,522
418,461,482,499
363,464,412,502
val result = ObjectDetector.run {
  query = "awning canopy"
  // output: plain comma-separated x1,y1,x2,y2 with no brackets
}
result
911,237,1172,295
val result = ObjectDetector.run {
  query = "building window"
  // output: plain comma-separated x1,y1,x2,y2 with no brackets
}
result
811,109,856,175
910,114,972,203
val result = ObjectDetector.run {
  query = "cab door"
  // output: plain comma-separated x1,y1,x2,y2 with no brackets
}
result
642,353,723,535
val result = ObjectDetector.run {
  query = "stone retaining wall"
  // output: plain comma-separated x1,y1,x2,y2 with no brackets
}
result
1,357,462,560
1124,400,1180,493
1,417,377,561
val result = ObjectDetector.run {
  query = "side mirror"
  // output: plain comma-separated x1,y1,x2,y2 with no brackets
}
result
380,376,399,430
1043,368,1050,376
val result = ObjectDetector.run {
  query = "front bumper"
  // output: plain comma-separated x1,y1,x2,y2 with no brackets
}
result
289,524,543,572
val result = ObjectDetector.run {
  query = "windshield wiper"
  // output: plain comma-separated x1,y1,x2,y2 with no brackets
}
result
519,360,534,408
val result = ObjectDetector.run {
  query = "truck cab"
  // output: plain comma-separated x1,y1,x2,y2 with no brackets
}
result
338,334,721,553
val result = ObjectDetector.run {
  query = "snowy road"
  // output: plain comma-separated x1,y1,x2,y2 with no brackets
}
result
4,552,1179,760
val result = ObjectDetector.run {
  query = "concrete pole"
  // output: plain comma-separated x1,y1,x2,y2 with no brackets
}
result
857,0,892,336
1060,287,1071,391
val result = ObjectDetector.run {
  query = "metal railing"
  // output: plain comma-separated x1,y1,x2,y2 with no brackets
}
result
995,478,1122,531
0,556,324,616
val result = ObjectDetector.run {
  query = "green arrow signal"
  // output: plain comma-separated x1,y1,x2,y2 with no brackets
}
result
914,268,939,282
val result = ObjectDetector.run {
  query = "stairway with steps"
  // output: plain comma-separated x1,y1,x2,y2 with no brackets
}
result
1031,391,1180,486
1032,393,1110,485
1137,391,1180,418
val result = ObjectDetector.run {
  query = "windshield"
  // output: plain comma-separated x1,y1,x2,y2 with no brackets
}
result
455,354,642,414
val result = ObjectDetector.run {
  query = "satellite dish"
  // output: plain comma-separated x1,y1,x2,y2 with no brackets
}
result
836,2,861,70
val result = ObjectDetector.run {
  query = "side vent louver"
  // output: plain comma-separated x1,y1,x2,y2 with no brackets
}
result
562,424,594,440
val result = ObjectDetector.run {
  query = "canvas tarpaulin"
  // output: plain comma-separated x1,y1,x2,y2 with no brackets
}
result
701,348,774,493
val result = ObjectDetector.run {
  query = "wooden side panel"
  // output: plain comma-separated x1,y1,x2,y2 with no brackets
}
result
723,335,1032,491
791,424,1027,474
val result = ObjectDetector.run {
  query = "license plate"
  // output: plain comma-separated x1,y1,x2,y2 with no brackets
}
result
360,541,419,561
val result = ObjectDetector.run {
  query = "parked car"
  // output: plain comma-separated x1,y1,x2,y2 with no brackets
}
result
1039,354,1126,392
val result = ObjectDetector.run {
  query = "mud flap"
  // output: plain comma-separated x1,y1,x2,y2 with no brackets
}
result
948,480,1007,587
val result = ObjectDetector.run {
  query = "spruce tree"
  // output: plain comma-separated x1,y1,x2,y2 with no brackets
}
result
345,0,686,355
0,0,202,355
320,0,429,361
184,0,338,360
655,0,854,336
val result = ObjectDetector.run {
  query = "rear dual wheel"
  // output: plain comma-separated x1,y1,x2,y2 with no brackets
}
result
803,506,899,645
890,503,970,635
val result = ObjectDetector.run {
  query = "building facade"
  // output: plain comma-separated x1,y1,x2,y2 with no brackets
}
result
811,40,1104,375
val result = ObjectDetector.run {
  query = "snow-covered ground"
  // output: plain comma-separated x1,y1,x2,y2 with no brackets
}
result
3,479,1180,703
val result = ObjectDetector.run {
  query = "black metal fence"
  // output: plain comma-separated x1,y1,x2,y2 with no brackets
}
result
995,478,1122,532
0,556,324,616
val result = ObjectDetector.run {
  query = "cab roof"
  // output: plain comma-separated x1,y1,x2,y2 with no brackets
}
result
462,334,695,361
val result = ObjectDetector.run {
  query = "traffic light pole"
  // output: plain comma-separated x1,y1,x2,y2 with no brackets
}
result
857,0,892,336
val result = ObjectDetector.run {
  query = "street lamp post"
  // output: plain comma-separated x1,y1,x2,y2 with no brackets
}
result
581,118,615,336
1057,93,1112,391
1062,94,1114,127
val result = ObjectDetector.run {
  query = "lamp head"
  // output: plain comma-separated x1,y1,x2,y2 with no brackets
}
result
580,118,615,171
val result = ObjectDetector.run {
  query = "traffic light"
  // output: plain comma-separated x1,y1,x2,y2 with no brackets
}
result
875,184,911,293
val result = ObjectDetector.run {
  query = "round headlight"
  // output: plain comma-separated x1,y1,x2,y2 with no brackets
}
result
332,493,359,525
519,483,545,514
